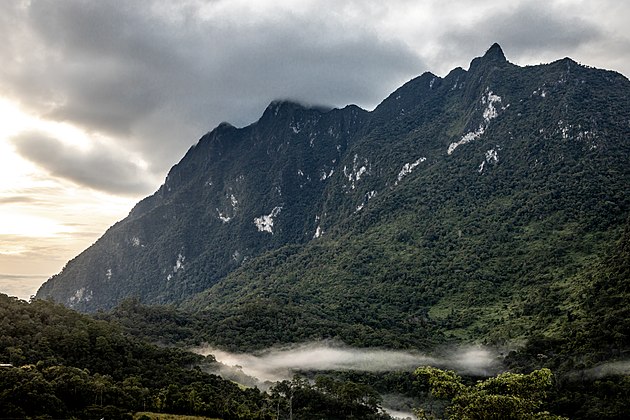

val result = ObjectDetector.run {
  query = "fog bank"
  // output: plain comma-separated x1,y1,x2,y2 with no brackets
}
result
193,341,501,383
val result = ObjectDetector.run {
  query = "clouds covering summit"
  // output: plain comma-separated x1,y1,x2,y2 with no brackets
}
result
2,0,423,190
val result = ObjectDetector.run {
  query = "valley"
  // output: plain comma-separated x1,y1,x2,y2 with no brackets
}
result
2,44,629,419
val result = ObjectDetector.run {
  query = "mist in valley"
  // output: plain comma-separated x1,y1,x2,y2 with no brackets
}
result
192,341,503,419
194,341,502,383
192,341,501,384
573,360,630,379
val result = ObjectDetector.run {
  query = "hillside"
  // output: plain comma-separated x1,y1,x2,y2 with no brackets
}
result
0,294,397,419
0,294,269,419
36,44,630,350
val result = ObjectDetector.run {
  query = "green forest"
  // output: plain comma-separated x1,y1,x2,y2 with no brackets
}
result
1,215,628,419
0,294,403,419
9,46,630,419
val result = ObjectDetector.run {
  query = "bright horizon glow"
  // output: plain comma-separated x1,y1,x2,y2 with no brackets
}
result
0,212,73,238
0,98,144,300
0,98,92,149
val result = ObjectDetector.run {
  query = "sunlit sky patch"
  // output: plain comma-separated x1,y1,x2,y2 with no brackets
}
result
0,99,141,299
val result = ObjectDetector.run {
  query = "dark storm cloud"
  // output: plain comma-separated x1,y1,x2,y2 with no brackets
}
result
490,4,602,53
11,131,154,195
0,0,423,175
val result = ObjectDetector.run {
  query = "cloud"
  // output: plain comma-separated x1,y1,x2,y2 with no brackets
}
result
194,341,501,384
0,196,37,204
575,360,630,379
1,0,629,186
11,131,154,195
0,0,423,175
1,235,51,253
434,1,603,70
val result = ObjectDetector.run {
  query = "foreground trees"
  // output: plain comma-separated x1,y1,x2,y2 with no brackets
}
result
2,292,628,419
414,366,567,420
268,375,388,420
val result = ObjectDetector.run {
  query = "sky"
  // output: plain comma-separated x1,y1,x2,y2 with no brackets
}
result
1,0,629,300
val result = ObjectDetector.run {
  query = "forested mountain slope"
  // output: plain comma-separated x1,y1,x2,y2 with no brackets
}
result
37,44,630,351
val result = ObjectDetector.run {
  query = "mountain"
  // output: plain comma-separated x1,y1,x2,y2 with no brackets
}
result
36,44,630,349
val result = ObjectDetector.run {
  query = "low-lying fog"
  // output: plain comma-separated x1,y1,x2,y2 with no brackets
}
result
192,341,503,420
193,341,502,383
192,342,629,419
576,360,630,379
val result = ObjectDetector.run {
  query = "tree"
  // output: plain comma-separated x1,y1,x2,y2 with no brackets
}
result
414,366,567,420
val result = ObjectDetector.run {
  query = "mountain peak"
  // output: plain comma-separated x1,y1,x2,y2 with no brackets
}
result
260,100,333,123
484,43,506,61
469,43,508,71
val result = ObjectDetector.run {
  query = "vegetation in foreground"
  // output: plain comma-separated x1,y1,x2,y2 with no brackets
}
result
93,219,630,419
0,293,396,419
414,366,567,419
1,219,628,418
3,289,629,419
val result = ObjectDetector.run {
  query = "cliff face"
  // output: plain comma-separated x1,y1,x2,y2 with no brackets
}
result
37,99,370,310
